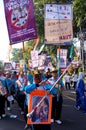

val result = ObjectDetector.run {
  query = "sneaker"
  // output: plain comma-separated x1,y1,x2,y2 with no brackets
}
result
7,107,11,111
51,119,54,123
21,111,24,115
74,105,80,110
2,114,6,118
24,124,30,130
10,114,17,118
55,120,62,125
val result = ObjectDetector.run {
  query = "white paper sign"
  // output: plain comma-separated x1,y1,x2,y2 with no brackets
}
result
45,4,73,20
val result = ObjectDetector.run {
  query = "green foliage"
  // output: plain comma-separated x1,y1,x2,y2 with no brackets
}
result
11,48,23,62
0,60,4,69
34,0,72,38
73,0,86,31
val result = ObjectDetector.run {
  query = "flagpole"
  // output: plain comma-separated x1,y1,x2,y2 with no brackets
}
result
22,42,25,53
57,46,60,77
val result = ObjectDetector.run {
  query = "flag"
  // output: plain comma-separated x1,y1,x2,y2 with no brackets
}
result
33,37,39,50
69,44,74,60
22,42,25,53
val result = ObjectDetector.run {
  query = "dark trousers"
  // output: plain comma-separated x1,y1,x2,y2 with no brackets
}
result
5,98,10,107
0,95,5,116
52,95,63,120
65,82,70,89
73,82,77,89
33,124,51,130
17,94,25,112
24,103,28,123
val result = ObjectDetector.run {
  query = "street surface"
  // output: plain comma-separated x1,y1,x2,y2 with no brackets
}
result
0,88,86,130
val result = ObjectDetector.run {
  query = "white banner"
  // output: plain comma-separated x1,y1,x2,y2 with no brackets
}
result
44,4,73,45
57,49,67,68
31,50,38,68
45,4,73,20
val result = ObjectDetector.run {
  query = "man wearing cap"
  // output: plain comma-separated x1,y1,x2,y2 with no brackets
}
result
23,69,58,130
48,67,64,125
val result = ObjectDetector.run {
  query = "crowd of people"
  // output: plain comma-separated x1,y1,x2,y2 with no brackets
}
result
0,66,86,130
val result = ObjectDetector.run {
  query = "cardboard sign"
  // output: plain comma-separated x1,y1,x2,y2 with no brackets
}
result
44,4,73,45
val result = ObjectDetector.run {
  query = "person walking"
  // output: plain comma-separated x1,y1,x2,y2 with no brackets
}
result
64,71,71,90
4,71,13,111
0,80,6,119
15,71,28,115
72,70,78,90
75,73,86,113
23,69,58,130
48,67,64,125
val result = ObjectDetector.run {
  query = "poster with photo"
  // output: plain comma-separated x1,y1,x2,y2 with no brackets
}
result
57,49,67,68
31,50,39,68
27,90,52,124
38,54,46,70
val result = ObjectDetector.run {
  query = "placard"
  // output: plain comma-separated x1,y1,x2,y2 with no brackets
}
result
4,0,37,44
27,90,52,124
44,4,73,45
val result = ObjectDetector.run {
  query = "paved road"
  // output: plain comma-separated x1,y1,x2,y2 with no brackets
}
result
0,89,86,130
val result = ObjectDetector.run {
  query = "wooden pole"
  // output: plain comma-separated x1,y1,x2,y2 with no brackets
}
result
22,42,25,53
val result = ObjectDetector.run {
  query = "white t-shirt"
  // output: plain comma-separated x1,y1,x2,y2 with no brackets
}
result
73,74,78,82
64,74,70,83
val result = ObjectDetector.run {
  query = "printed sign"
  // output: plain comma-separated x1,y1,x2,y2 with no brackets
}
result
31,50,39,68
45,4,73,20
27,90,52,124
4,62,13,71
57,49,67,68
4,0,37,44
45,20,73,44
38,54,46,70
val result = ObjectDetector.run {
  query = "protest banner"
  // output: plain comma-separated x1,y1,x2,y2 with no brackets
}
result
4,0,37,44
44,4,73,45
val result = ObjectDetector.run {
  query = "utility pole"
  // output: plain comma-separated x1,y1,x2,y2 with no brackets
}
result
78,31,85,71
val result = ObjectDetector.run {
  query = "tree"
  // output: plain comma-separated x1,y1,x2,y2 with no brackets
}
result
11,48,23,62
73,0,86,31
0,60,4,69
